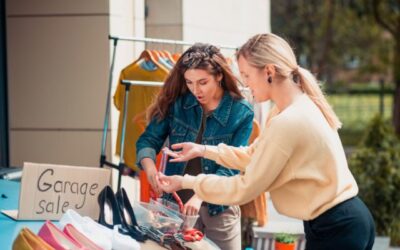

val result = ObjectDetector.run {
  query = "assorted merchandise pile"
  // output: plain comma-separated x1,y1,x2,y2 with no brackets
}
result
12,185,203,250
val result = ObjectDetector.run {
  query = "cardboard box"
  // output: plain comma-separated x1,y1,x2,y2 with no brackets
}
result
1,162,111,221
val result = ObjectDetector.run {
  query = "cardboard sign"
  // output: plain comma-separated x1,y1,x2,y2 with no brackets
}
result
1,162,111,221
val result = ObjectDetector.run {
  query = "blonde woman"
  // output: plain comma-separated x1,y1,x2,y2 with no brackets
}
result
157,34,375,249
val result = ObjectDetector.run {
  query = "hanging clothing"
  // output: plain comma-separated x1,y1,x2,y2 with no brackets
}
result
113,60,169,172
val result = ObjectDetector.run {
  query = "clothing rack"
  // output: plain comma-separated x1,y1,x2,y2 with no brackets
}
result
100,35,238,190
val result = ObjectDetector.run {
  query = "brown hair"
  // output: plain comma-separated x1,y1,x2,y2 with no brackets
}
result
237,33,342,130
148,43,243,121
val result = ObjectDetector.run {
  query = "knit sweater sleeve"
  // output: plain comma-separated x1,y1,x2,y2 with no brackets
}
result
182,118,296,205
202,136,262,172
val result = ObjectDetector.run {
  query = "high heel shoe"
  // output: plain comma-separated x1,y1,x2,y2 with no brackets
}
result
97,186,122,229
115,188,147,242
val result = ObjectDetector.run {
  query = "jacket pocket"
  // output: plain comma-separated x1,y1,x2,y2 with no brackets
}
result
204,134,232,145
170,120,189,144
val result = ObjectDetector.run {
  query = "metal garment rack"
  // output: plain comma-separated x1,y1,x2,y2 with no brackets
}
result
100,35,238,190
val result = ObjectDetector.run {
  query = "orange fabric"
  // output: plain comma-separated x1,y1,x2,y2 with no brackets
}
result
172,53,181,62
140,153,162,202
239,119,268,226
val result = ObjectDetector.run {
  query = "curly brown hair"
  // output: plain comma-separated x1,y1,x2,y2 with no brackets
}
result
147,43,243,121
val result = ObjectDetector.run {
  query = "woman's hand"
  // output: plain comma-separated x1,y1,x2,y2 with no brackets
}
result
183,195,203,216
156,173,184,193
141,158,163,196
164,142,205,162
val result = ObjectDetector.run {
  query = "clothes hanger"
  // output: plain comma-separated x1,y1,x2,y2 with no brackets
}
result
162,50,176,64
150,50,161,62
127,49,168,73
154,50,173,70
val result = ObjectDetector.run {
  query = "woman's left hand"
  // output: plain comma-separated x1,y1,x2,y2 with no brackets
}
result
156,173,184,193
183,195,202,216
164,142,205,162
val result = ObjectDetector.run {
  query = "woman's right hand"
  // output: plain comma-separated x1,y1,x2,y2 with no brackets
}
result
164,142,206,162
141,158,163,196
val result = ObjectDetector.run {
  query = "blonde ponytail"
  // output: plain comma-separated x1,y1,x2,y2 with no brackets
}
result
237,33,342,130
297,67,342,130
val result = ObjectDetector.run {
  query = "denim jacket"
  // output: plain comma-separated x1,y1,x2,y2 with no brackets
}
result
136,91,254,216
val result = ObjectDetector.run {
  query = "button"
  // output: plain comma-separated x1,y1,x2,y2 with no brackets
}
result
212,211,217,215
204,167,209,171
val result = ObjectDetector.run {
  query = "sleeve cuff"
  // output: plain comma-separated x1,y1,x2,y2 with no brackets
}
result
203,145,219,161
182,174,197,189
136,147,156,169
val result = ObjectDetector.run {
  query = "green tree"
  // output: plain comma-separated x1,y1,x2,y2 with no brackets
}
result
271,0,389,85
271,0,395,135
356,0,400,135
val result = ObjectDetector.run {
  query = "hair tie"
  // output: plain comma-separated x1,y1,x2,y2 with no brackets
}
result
292,66,301,84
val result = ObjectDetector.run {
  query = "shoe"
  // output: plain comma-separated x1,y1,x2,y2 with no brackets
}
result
116,188,147,242
60,209,111,250
84,217,140,250
12,227,54,250
60,209,140,250
111,226,140,250
63,224,103,250
97,186,122,229
38,220,83,250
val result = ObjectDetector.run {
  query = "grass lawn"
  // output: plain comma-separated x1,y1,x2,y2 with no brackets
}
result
326,94,393,146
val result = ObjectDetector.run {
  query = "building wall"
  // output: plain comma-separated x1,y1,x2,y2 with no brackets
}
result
145,0,270,54
182,0,270,51
6,0,145,170
6,0,110,167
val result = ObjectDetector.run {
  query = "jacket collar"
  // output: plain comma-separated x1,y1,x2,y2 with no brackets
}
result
183,91,233,127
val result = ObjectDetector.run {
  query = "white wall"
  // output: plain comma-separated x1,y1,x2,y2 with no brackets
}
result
182,0,270,54
108,0,145,197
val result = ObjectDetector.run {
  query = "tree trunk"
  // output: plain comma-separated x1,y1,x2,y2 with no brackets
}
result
393,39,400,135
317,0,335,83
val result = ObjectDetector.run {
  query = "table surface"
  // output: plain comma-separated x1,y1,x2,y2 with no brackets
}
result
0,179,219,250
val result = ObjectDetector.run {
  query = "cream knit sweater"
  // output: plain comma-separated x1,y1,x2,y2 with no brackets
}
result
182,94,358,220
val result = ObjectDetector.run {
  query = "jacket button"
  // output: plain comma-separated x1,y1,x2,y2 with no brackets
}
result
204,166,209,171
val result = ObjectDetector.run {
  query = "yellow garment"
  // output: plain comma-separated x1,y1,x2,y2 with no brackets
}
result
13,227,54,250
113,60,169,171
182,94,358,221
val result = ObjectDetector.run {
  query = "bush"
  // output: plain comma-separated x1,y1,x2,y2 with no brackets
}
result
349,115,400,245
274,233,297,244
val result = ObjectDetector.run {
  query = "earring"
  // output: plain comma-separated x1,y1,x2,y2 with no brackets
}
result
267,76,272,84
